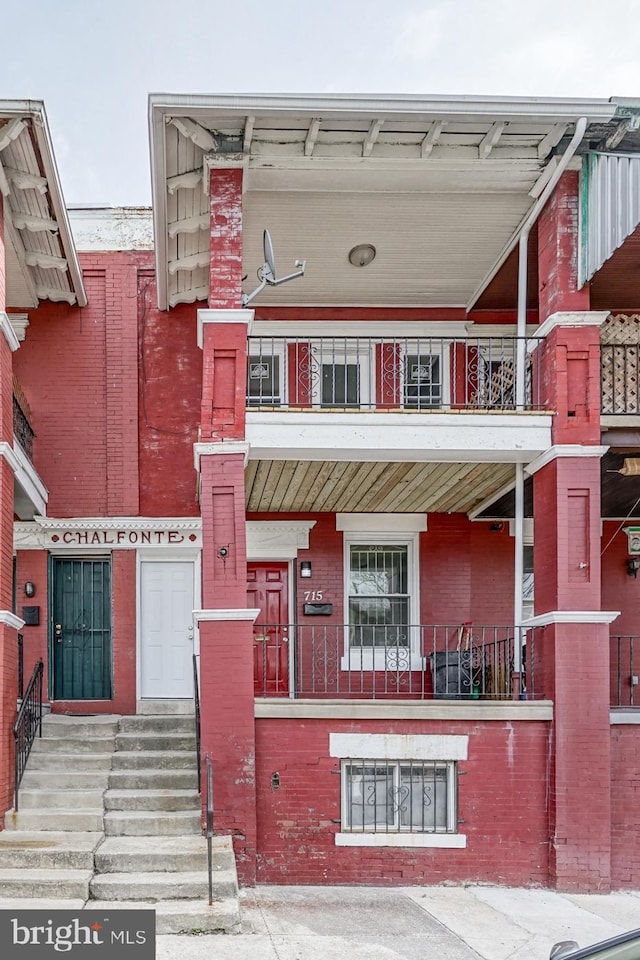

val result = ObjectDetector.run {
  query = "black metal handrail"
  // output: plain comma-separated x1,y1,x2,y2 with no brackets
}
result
205,755,214,905
192,653,201,793
13,659,43,811
13,394,35,460
17,633,24,701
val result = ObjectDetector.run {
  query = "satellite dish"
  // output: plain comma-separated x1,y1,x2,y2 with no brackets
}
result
242,229,305,307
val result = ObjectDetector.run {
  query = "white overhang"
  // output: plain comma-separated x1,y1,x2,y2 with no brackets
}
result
245,410,551,462
149,93,617,312
0,100,86,309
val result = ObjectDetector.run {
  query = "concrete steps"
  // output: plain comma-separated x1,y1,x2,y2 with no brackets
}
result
0,709,240,934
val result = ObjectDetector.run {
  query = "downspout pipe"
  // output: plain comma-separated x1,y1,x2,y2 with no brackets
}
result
513,116,587,687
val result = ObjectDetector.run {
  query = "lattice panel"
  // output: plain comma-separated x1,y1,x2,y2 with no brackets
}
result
601,314,640,345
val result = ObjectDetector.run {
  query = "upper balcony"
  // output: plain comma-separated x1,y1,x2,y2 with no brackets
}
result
244,332,553,474
601,314,640,417
11,375,47,519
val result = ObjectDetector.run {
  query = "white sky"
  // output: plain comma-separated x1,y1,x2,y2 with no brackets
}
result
2,0,639,205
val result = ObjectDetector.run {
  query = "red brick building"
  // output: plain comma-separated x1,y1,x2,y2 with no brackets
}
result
2,93,640,892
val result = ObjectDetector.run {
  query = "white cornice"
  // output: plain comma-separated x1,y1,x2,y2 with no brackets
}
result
0,312,21,352
15,516,202,551
0,442,20,474
336,513,427,533
523,610,620,627
526,445,609,476
247,520,316,559
0,610,25,631
194,441,250,470
194,608,260,622
532,310,610,344
7,313,29,341
197,308,254,348
35,516,201,532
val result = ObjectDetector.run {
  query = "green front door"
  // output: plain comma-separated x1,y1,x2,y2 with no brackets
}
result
52,558,112,700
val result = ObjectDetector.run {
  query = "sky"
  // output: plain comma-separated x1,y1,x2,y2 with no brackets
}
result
1,0,639,206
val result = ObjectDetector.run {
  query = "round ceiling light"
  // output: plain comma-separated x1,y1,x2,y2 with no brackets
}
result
348,243,376,267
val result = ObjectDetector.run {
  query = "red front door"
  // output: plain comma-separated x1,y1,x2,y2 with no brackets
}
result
247,562,289,696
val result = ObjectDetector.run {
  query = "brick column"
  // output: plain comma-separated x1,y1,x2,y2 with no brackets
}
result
529,302,616,890
0,194,25,823
196,164,259,882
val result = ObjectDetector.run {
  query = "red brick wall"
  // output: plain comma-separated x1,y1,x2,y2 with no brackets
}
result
610,725,640,888
255,717,550,885
137,269,201,516
538,171,589,321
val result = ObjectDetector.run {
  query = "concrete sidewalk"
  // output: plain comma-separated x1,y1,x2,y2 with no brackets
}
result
156,885,640,960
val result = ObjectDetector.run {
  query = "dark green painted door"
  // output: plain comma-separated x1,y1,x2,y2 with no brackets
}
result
52,558,112,700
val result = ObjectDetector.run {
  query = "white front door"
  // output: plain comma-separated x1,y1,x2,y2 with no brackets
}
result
140,560,195,698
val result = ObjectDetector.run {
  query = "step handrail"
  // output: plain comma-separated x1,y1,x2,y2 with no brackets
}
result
192,653,201,793
205,755,214,905
13,658,44,812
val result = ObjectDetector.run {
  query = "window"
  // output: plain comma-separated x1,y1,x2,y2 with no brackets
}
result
342,760,455,834
310,341,371,408
247,354,281,406
403,353,442,408
348,545,409,648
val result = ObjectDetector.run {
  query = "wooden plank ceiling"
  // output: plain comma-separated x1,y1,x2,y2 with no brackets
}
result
245,460,515,514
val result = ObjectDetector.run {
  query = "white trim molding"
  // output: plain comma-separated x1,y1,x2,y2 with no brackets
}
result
12,437,48,516
7,313,29,342
523,610,620,627
330,732,468,761
251,320,469,338
0,441,20,474
610,711,640,725
15,516,202,551
533,310,609,342
247,520,316,559
255,699,554,720
0,312,21,352
526,445,609,476
335,832,467,849
193,608,260,622
0,610,26,630
197,308,254,348
336,513,427,533
194,441,250,470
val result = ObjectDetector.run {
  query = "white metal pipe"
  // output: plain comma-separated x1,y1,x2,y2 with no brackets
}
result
513,462,524,674
515,116,588,408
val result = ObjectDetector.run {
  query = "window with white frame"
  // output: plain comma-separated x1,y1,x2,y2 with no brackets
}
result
347,542,413,650
247,344,284,406
330,732,467,848
342,759,455,833
403,350,445,408
310,340,371,408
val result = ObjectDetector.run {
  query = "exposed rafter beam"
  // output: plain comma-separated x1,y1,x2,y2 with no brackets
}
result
166,170,202,194
479,121,505,159
24,251,68,272
537,122,567,159
304,118,321,157
0,160,9,198
170,117,217,152
601,116,639,151
35,286,76,305
421,121,444,158
168,252,209,274
169,284,208,307
0,119,26,152
363,119,383,158
12,212,58,233
3,166,48,194
167,214,208,239
529,157,559,198
3,210,39,306
243,115,255,154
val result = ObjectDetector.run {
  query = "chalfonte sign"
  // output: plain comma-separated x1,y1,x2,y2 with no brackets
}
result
14,517,202,551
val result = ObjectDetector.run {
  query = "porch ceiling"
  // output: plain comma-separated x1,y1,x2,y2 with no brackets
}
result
245,459,515,514
149,93,618,311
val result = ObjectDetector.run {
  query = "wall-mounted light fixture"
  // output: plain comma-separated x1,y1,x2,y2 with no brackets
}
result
24,581,36,598
627,558,640,578
300,560,312,579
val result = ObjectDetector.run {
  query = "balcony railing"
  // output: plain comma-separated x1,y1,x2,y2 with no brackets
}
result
13,376,35,460
611,635,640,707
254,623,533,700
601,344,640,414
247,336,541,412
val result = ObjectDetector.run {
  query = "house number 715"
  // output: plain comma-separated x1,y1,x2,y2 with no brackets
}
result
304,590,324,601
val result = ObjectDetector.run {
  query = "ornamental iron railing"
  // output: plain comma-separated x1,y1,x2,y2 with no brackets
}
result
13,658,43,811
254,623,533,700
247,336,541,411
13,393,35,460
611,636,640,707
